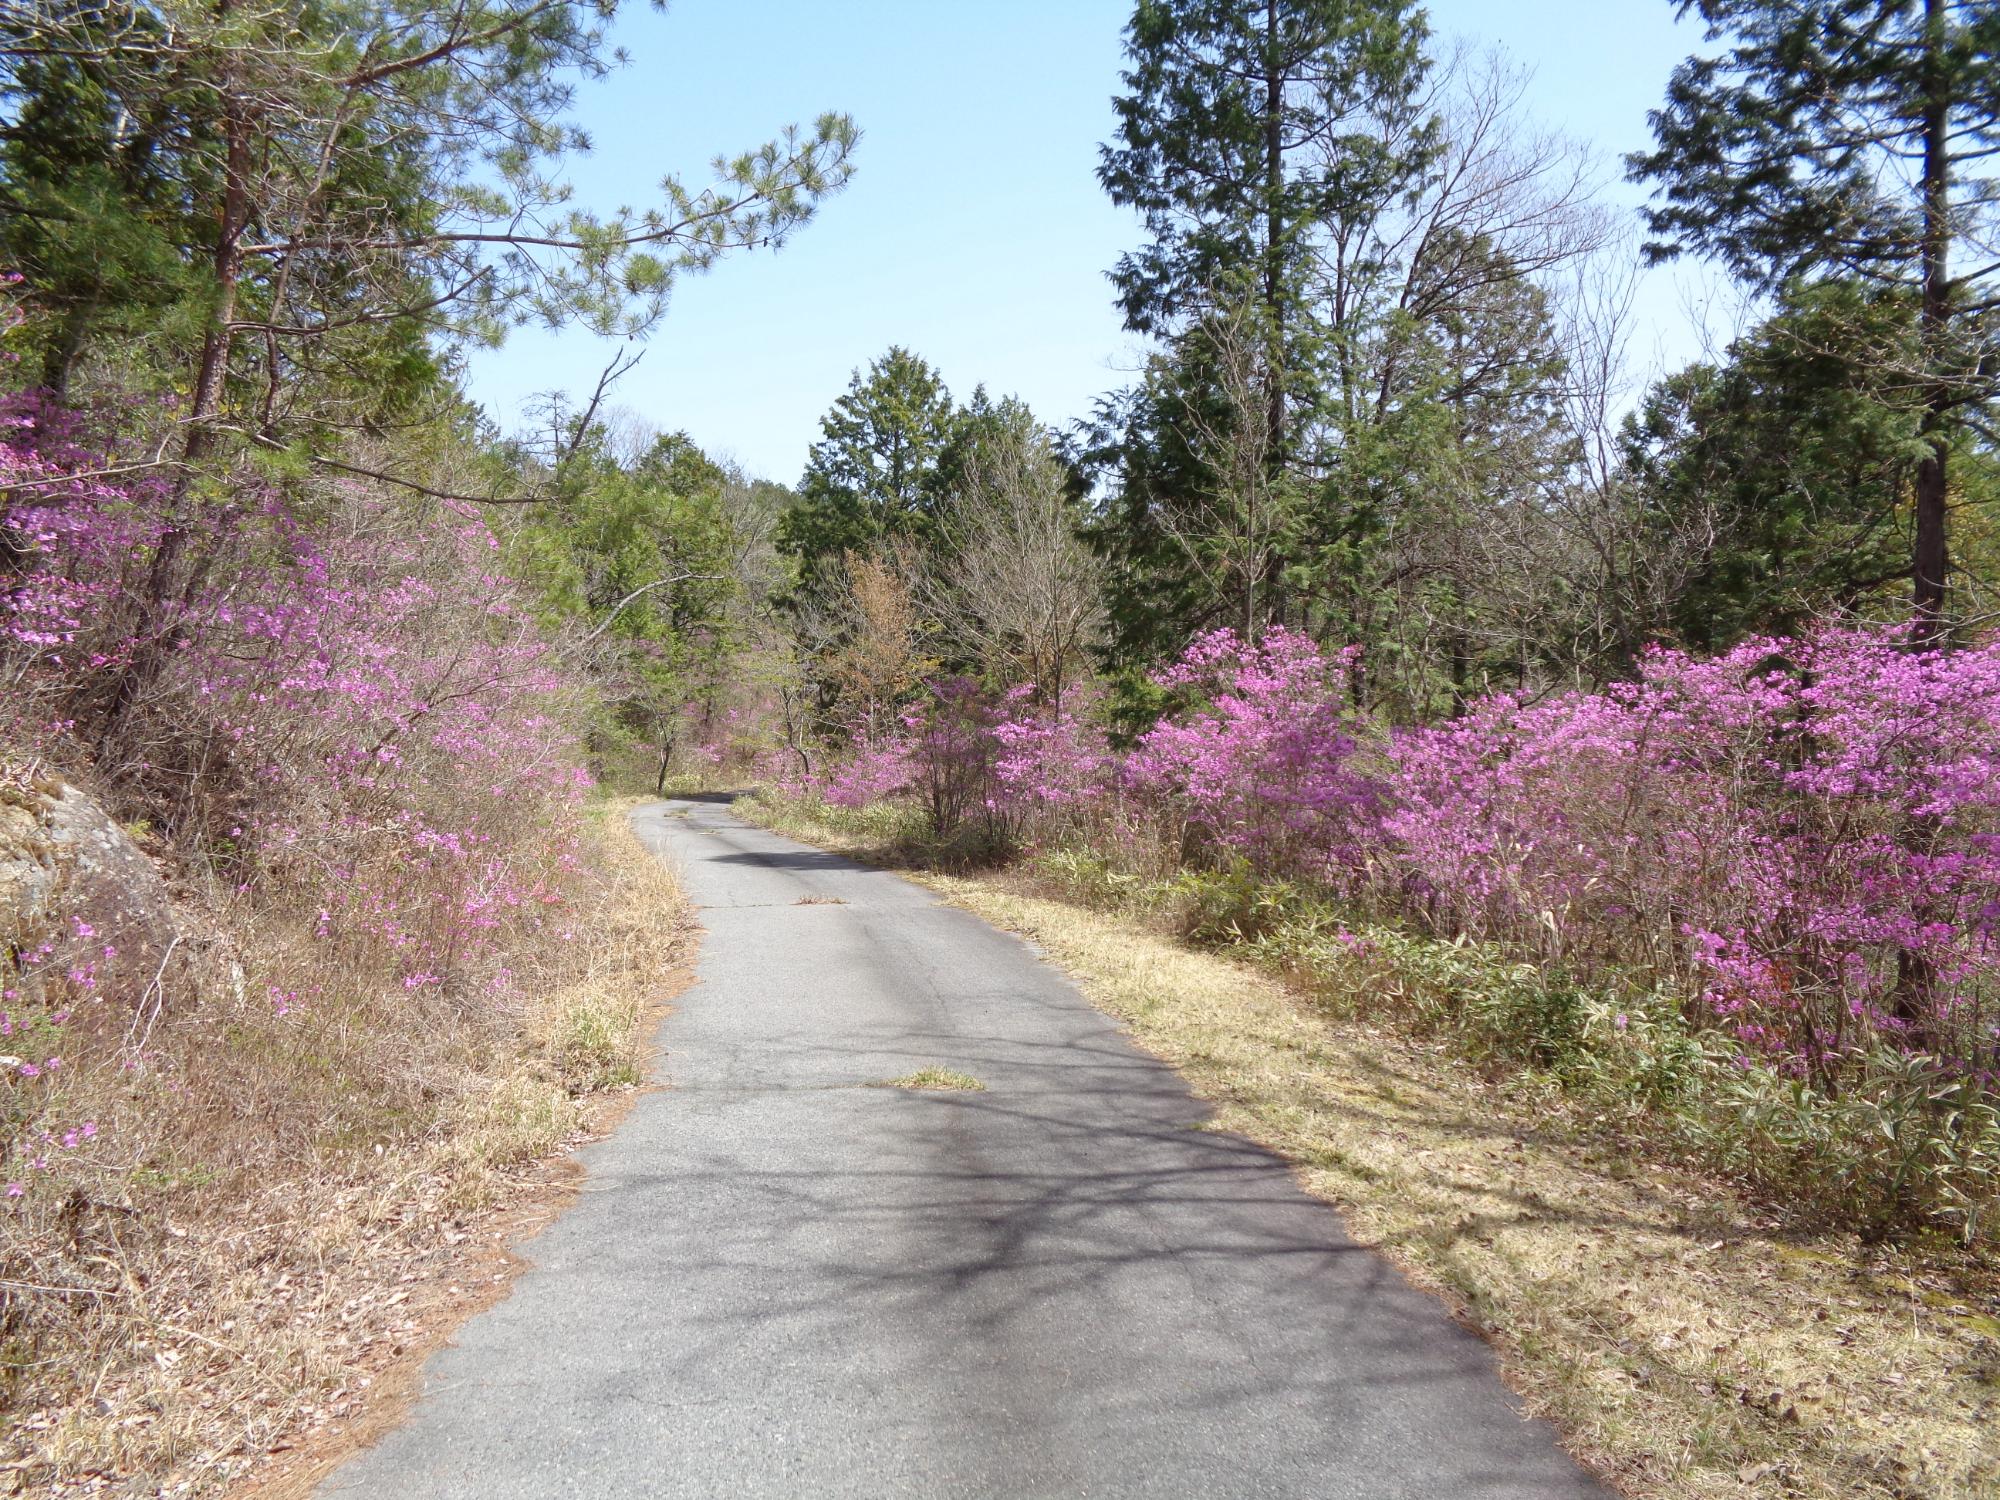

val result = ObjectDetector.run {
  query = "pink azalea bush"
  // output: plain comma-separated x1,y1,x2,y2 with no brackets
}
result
803,622,2000,1095
1,391,591,1198
809,678,1006,841
992,685,1114,810
816,735,915,808
1391,628,2000,1086
1125,628,1378,877
745,595,2000,1232
906,677,1008,837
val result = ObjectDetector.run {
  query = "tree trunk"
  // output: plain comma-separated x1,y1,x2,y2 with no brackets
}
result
1912,0,1951,645
105,58,251,736
180,100,250,478
1913,450,1948,640
1893,0,1953,1043
1261,0,1285,463
654,736,676,796
40,304,93,399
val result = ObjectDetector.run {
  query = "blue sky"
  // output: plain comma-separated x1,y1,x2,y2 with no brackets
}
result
464,0,1724,483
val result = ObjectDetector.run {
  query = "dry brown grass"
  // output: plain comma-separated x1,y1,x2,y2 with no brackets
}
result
0,798,687,1498
735,793,2000,1500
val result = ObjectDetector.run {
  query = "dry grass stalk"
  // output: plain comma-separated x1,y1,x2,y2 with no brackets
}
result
1,800,687,1498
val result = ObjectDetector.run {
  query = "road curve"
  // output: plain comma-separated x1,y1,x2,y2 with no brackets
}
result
321,795,1608,1499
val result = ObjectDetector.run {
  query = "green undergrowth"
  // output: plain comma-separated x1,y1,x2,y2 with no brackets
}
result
737,791,1000,867
1032,844,2000,1251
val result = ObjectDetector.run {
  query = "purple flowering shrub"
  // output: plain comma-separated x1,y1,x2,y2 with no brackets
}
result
1126,628,1378,878
801,624,2000,1095
806,679,1011,853
1391,629,2000,1087
992,685,1113,809
816,735,916,809
1,392,592,1199
744,602,2000,1232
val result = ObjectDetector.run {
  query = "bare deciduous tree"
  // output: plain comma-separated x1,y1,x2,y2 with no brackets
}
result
928,424,1103,708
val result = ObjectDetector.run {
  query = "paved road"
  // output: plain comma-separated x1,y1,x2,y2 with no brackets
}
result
322,796,1607,1499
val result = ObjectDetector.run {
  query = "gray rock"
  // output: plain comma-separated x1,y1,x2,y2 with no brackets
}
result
0,774,178,1014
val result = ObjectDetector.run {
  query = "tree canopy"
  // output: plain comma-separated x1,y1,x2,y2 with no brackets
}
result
1630,0,2000,636
777,346,960,569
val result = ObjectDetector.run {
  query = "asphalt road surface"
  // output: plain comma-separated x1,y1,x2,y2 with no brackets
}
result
321,795,1609,1499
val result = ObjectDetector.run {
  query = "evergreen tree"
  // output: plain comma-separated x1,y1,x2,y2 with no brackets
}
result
0,1,208,396
1624,282,1930,649
931,386,1043,525
1087,284,1305,659
1093,11,1601,692
3,1,858,453
2,0,858,736
1630,0,2000,639
777,347,959,569
1339,232,1576,714
1099,0,1433,458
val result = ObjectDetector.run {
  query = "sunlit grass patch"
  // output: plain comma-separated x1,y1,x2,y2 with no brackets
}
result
869,1066,985,1092
738,790,917,856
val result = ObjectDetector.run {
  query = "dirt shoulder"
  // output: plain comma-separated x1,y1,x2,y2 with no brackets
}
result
738,795,2000,1500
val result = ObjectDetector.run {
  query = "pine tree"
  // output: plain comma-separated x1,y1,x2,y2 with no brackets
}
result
4,1,858,454
0,2,208,396
1630,0,2000,639
3,0,858,735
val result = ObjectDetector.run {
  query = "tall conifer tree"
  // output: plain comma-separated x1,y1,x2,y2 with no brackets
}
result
777,347,960,569
1630,0,2000,639
1099,0,1432,461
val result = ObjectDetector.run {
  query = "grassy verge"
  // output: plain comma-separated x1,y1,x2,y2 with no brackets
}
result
739,791,2000,1500
4,797,687,1497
